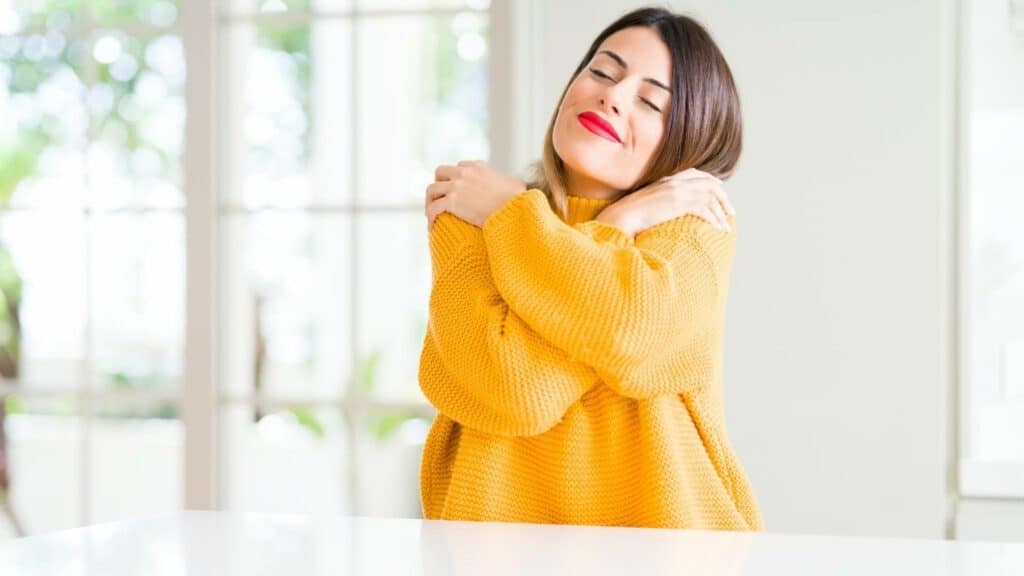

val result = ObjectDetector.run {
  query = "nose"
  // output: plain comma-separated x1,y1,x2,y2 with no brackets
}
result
599,97,620,117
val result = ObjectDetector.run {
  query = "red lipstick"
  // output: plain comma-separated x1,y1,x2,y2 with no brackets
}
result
577,111,622,144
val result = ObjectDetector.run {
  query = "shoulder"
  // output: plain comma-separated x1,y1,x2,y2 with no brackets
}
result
637,214,737,259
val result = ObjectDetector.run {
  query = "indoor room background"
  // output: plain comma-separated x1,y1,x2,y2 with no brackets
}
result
0,0,1021,542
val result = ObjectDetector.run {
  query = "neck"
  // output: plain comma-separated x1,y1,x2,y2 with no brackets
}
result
564,167,621,201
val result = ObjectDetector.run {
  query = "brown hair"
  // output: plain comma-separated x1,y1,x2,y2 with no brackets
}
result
527,7,743,218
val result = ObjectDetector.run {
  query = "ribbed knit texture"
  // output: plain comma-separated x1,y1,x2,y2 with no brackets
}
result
419,189,763,531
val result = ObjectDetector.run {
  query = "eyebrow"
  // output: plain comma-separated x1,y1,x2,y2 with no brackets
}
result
596,49,672,94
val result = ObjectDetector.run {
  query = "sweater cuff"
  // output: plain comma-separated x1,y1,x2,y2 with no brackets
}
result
429,212,481,269
573,220,634,246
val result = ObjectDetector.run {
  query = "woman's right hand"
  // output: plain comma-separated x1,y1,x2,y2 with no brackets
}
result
595,168,736,236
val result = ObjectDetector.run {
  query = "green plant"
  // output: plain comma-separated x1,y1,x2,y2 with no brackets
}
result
288,405,325,438
103,370,178,419
3,396,24,416
0,130,45,201
283,345,431,442
348,347,432,442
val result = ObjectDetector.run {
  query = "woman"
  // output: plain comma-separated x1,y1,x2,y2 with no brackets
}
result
418,7,763,531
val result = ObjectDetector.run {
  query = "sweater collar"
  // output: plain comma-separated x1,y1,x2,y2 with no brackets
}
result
565,194,614,226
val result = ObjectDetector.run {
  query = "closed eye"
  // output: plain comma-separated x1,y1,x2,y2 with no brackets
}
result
640,98,661,112
590,68,662,112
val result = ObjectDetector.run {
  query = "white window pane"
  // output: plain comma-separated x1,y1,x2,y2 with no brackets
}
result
92,0,180,27
220,212,352,400
963,0,1024,466
353,407,430,518
0,1,80,35
91,213,184,391
220,21,353,207
220,403,350,514
357,0,489,11
356,13,488,207
966,109,1024,461
355,212,428,402
221,0,353,15
0,212,87,389
3,395,81,536
89,407,183,524
88,30,184,209
2,33,88,209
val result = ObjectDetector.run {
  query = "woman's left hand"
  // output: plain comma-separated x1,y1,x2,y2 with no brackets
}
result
425,160,527,230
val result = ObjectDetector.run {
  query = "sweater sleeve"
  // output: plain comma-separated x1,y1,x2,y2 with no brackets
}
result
481,189,736,399
418,212,600,438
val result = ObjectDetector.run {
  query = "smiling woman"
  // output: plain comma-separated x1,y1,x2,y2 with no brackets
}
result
419,7,760,530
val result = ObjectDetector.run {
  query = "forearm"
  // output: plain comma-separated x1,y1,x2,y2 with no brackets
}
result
482,190,725,375
421,213,600,437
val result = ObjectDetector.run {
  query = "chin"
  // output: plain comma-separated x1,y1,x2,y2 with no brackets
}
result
555,138,630,191
564,153,632,191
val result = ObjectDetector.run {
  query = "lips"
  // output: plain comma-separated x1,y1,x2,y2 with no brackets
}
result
577,111,622,144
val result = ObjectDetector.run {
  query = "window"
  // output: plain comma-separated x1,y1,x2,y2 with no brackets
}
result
0,0,494,536
1,0,186,534
214,0,490,517
959,0,1024,498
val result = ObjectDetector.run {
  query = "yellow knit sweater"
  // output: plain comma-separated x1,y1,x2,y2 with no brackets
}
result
418,188,763,531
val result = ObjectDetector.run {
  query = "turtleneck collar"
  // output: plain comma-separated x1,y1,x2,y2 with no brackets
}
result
564,194,614,226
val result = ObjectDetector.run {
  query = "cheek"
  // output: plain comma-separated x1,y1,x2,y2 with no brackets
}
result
552,81,582,147
562,75,592,104
633,120,666,167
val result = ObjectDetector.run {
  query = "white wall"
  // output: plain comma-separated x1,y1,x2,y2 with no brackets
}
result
520,0,956,538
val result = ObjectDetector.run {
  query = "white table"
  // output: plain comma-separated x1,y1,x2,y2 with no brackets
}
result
0,511,1021,575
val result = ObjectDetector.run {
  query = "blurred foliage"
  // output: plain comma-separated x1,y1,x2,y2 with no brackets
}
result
1,0,182,408
353,348,381,397
255,25,312,163
355,348,432,442
7,0,82,31
367,408,429,441
1,3,444,441
288,405,325,438
282,347,432,442
3,393,77,417
3,395,24,416
0,248,23,376
0,130,45,201
281,347,431,442
91,0,179,25
103,370,178,419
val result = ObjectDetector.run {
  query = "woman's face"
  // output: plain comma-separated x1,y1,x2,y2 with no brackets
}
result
552,26,673,195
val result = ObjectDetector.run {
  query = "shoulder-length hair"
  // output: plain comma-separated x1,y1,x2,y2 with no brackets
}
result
528,7,743,219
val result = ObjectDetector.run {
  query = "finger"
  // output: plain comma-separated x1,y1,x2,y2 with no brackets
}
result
426,196,447,230
675,174,723,193
679,168,722,184
708,198,731,233
704,199,728,232
457,159,482,167
709,182,736,216
426,181,450,202
434,164,459,182
696,205,727,232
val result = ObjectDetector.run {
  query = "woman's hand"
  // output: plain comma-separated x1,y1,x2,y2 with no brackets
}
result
425,160,527,230
596,168,736,236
